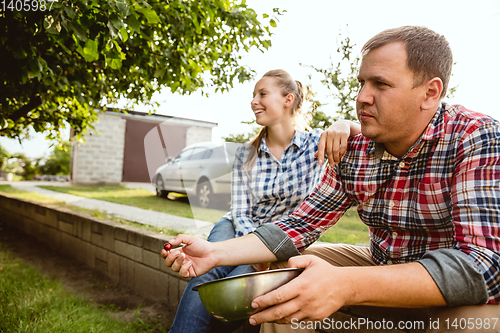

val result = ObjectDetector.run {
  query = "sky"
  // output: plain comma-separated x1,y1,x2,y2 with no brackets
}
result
2,0,499,159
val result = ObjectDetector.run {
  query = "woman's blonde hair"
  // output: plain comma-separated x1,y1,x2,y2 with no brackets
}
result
247,70,310,163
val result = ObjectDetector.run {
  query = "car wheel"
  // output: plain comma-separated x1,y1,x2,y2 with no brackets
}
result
155,175,168,198
197,180,213,208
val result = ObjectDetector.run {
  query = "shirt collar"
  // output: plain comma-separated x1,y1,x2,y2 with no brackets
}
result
259,130,304,155
421,103,446,141
365,103,447,157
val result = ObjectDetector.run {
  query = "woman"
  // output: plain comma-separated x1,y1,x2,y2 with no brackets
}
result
167,69,360,332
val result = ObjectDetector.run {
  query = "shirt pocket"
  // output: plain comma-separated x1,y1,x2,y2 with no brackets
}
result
410,180,451,228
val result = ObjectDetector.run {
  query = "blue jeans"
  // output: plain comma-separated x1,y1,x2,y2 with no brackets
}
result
169,218,256,333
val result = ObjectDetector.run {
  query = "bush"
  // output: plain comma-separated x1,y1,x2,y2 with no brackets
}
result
38,141,71,176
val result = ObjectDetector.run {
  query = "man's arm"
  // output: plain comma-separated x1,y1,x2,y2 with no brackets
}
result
161,233,446,326
417,118,500,305
161,233,278,278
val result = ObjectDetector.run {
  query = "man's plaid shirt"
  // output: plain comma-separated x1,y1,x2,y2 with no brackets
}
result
274,103,500,303
223,129,325,237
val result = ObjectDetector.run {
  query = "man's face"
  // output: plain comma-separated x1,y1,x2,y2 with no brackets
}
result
356,42,428,157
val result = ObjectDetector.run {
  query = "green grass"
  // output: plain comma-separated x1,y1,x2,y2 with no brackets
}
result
0,185,180,236
0,244,163,332
0,184,369,245
318,208,370,245
0,184,64,204
39,185,227,223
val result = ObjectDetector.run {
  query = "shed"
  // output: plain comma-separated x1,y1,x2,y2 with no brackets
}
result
70,108,217,185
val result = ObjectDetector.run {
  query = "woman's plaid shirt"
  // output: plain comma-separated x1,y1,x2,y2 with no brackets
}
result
223,129,325,238
274,103,500,302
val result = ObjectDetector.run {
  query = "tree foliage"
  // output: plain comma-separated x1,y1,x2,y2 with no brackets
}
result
0,144,11,170
0,0,279,142
38,141,71,175
302,32,360,122
223,120,260,143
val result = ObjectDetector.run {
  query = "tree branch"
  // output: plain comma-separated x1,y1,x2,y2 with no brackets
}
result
8,85,42,123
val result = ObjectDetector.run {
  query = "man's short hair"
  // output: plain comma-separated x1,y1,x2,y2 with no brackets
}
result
361,26,452,99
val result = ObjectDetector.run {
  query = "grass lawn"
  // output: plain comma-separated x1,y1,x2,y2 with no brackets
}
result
39,185,228,223
0,184,370,245
318,208,370,245
0,244,162,332
0,185,180,236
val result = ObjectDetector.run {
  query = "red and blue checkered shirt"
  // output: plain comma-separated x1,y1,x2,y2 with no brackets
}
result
273,103,500,303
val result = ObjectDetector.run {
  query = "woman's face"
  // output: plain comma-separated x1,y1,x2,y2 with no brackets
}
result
251,77,291,127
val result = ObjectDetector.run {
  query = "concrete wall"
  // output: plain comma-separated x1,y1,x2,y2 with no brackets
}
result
72,113,126,185
186,126,212,147
0,193,188,309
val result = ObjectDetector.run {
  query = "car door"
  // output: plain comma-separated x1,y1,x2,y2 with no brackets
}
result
210,142,241,194
179,147,210,194
162,148,194,191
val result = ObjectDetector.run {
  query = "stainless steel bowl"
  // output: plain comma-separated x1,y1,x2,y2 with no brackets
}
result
192,268,303,321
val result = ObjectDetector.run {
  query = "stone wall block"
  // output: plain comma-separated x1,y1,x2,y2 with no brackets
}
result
118,256,135,288
107,252,120,283
72,237,92,267
9,198,24,214
134,263,169,302
94,245,108,263
44,225,61,250
143,233,173,252
2,209,22,227
127,230,144,247
115,239,142,262
101,224,115,251
77,217,92,242
168,274,180,308
95,258,108,274
22,216,38,237
91,222,103,234
142,249,160,269
32,205,58,228
91,231,103,248
114,226,128,242
58,219,75,235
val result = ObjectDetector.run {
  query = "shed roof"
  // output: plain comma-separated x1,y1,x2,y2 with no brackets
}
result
101,107,218,128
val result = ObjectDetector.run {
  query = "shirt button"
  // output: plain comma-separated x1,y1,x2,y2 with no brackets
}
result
398,162,405,168
389,201,395,208
387,260,393,265
392,231,398,237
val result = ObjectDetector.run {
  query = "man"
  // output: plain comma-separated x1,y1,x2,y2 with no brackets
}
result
162,26,500,332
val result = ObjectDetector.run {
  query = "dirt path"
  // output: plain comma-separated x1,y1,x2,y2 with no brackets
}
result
0,221,175,332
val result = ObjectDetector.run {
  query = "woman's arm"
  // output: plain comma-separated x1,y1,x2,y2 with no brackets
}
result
316,120,361,165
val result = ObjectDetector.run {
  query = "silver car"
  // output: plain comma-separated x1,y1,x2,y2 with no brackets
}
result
153,141,243,208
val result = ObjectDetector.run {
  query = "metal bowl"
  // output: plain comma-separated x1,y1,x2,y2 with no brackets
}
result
192,268,303,321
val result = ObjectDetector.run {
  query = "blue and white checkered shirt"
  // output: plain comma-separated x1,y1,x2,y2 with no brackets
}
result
223,129,325,237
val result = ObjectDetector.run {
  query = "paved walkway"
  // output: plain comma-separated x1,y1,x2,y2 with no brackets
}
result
2,181,214,239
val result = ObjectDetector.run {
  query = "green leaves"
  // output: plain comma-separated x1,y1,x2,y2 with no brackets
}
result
79,39,99,62
0,0,279,142
135,7,160,24
44,15,62,34
302,29,360,122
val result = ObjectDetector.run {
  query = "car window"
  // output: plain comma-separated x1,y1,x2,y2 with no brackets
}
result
225,142,243,156
176,148,194,161
189,147,212,160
